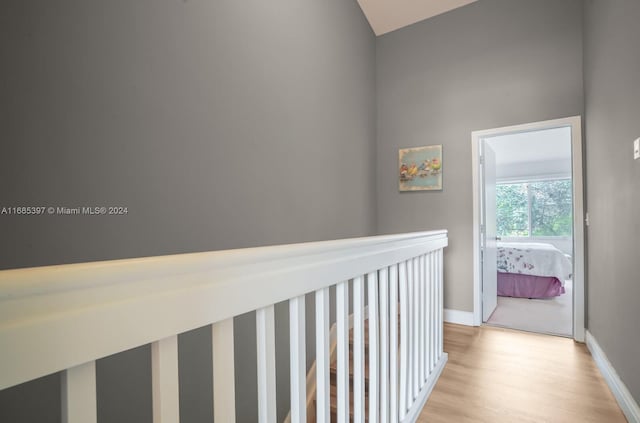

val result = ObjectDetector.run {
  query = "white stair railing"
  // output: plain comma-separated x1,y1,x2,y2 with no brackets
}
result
0,230,448,423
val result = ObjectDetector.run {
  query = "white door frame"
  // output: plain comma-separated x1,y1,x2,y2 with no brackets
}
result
471,116,585,342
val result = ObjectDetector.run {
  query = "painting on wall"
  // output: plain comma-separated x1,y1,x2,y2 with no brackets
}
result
399,145,443,191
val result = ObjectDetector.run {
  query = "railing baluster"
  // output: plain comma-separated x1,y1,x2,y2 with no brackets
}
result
436,250,439,361
427,252,432,373
439,249,444,358
212,319,236,423
61,361,96,423
290,296,306,423
353,276,366,423
398,261,409,419
151,335,180,423
408,260,413,403
418,254,424,383
368,271,380,423
425,253,431,377
316,288,330,423
412,258,420,398
256,306,277,423
336,281,350,423
379,268,390,423
389,264,399,423
418,255,425,386
435,251,440,369
431,252,437,372
422,254,428,382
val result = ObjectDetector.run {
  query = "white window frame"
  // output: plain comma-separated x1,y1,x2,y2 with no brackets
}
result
496,177,573,239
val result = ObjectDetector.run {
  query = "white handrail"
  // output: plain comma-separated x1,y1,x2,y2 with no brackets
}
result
0,230,448,423
0,231,446,299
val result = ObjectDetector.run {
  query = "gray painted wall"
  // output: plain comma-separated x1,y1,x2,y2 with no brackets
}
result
375,0,584,312
0,0,376,422
584,0,640,404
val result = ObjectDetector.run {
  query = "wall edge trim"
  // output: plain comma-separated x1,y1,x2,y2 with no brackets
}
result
586,330,640,423
444,309,475,326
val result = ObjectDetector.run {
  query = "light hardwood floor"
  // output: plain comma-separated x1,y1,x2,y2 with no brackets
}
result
418,324,627,423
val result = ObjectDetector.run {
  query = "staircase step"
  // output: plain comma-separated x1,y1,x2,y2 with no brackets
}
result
329,383,369,421
307,314,402,422
312,384,369,422
348,329,397,351
349,326,369,345
330,351,370,389
329,367,370,392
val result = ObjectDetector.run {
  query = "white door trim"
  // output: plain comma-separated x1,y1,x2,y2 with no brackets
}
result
471,116,585,342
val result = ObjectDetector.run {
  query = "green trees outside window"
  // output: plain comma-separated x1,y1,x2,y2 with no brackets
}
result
496,183,529,236
496,179,573,238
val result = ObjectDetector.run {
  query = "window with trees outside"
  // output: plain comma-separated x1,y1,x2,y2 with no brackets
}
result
496,179,573,238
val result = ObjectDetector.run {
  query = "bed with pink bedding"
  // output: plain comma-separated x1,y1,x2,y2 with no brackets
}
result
497,242,572,299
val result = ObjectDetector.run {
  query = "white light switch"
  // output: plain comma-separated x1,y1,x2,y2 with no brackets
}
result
635,138,640,160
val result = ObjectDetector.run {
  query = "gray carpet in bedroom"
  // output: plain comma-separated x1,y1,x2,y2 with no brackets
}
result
487,280,573,337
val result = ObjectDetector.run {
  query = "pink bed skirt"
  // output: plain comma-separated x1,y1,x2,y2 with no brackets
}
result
497,273,565,298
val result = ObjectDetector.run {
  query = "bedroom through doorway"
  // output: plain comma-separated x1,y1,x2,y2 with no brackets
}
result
471,117,585,340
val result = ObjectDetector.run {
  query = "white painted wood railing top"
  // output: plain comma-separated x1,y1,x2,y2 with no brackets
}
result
0,230,447,392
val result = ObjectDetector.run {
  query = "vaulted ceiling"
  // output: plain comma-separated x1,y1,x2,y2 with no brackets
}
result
357,0,478,35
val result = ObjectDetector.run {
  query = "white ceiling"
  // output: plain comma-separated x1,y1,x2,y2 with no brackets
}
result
357,0,478,36
486,127,572,166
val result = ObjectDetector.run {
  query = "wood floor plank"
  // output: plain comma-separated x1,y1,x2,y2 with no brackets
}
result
418,324,627,423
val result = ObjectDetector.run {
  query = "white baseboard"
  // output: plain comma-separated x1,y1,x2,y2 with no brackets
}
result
443,309,475,326
586,330,640,423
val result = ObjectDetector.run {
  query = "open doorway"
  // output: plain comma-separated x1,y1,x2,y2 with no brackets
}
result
471,117,585,342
